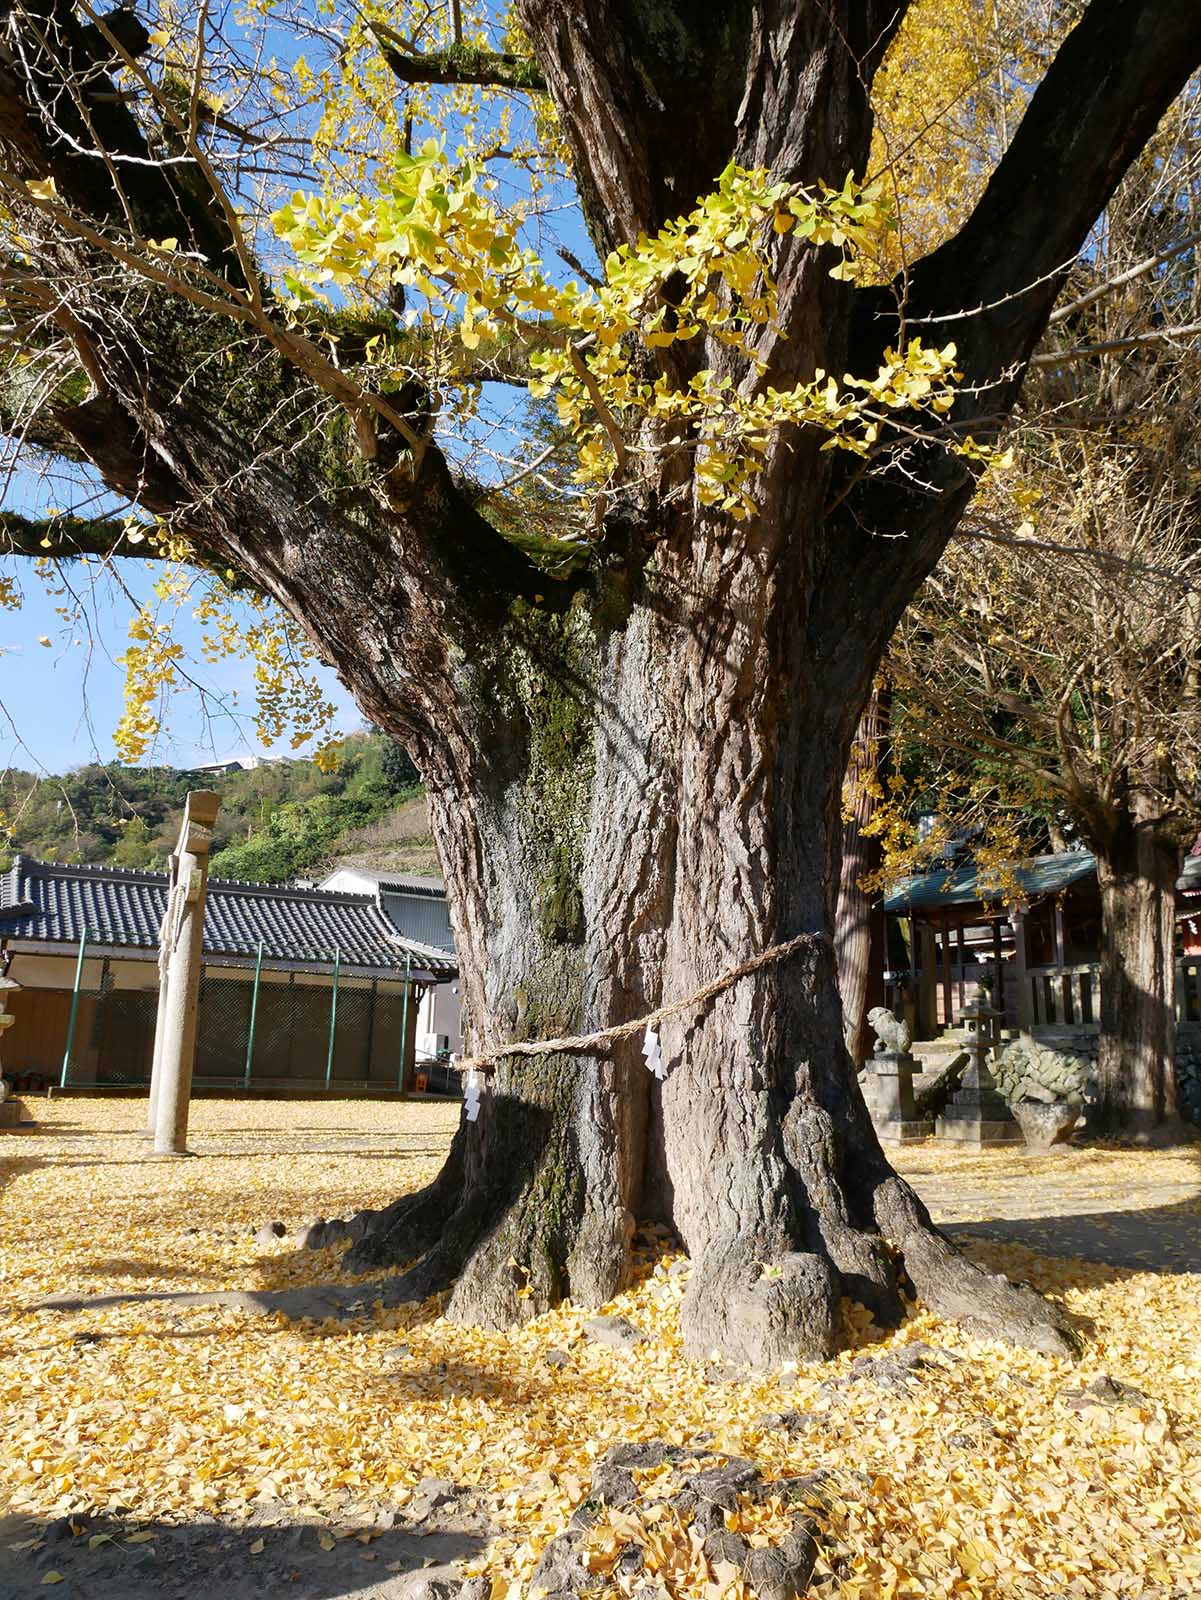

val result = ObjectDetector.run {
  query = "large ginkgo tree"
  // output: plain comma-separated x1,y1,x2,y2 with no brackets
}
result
2,0,1200,1365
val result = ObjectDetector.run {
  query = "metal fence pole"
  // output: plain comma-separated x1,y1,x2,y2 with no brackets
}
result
60,926,91,1090
244,940,263,1090
398,952,412,1094
324,946,340,1090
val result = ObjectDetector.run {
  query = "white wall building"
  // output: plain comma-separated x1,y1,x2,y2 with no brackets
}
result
318,868,462,1058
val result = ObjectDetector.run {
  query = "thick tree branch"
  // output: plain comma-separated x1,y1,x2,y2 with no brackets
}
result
0,0,558,673
373,27,546,92
909,0,1201,383
0,508,244,582
825,0,1201,674
515,1,911,256
1,508,139,560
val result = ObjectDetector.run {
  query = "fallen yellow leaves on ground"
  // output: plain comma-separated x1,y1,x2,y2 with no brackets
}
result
2,1099,1199,1599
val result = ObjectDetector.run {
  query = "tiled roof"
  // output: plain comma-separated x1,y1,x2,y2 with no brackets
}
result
0,856,457,979
339,868,447,897
883,852,1098,914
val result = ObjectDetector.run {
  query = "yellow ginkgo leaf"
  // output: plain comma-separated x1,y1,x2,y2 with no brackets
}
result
25,176,57,200
249,1537,265,1554
147,28,170,46
41,1575,64,1587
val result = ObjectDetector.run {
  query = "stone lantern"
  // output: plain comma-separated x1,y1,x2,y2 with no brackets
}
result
936,995,1021,1145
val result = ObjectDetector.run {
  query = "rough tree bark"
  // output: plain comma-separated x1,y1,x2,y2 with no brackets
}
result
3,0,1201,1364
1093,795,1187,1142
836,689,889,1070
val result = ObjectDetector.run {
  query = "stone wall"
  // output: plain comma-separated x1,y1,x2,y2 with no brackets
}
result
990,1023,1201,1124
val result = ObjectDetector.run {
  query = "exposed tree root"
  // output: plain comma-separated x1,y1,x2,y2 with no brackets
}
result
339,1125,635,1331
342,1132,465,1274
681,1232,840,1366
786,1102,905,1328
872,1172,1081,1358
334,1108,1079,1368
341,1176,1078,1366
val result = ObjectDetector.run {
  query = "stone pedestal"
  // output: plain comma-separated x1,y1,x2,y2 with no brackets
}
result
864,1050,929,1143
936,999,1021,1146
1012,1100,1078,1152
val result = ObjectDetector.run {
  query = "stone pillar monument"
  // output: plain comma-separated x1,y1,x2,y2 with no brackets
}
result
936,996,1022,1145
151,790,220,1157
145,883,177,1139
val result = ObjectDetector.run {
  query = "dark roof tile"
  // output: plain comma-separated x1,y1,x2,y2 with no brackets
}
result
0,856,457,978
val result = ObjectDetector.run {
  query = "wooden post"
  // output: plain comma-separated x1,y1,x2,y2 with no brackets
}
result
1052,900,1068,1023
956,922,967,1012
991,916,1005,1021
153,791,221,1157
940,913,954,1031
916,920,937,1039
1010,903,1033,1029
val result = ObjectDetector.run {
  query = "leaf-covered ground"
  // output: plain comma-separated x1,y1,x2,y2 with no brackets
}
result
1,1098,1199,1598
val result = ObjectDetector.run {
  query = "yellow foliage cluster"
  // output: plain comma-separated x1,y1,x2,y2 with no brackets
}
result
871,0,1068,271
114,564,340,767
2,1101,1199,1598
274,148,965,521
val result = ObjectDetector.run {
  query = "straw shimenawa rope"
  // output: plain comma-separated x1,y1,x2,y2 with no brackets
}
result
459,928,830,1075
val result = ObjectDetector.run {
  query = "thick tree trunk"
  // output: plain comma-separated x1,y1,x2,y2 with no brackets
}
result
346,522,1077,1365
836,690,888,1069
1094,798,1188,1142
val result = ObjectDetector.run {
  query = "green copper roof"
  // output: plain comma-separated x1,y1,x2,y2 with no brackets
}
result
883,851,1098,915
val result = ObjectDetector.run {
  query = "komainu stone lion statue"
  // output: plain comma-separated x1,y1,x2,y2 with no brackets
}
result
867,1006,912,1057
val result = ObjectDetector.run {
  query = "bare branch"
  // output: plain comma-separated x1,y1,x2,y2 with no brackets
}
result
1032,320,1201,367
1048,228,1201,325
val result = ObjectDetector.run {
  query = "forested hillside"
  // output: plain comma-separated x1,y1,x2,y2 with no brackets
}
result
0,733,439,882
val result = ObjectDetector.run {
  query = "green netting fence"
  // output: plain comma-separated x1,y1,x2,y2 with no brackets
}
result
6,927,458,1097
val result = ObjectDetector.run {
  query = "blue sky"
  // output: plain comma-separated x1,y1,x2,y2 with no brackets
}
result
0,555,362,775
0,0,589,778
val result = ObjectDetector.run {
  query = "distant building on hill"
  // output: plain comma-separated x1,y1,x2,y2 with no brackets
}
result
191,753,296,777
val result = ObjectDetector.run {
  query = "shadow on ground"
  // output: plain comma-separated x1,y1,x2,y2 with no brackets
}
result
27,1274,422,1324
0,1508,486,1600
948,1193,1200,1275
